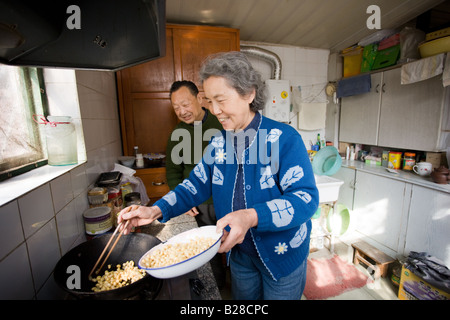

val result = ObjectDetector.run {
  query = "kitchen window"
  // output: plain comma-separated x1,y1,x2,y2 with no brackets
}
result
0,65,48,181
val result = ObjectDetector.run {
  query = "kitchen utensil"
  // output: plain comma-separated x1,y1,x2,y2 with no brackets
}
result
430,166,449,184
413,162,432,176
96,171,122,187
435,165,449,175
88,220,129,280
139,226,223,279
431,170,448,184
53,233,162,299
312,146,342,176
144,153,166,167
327,203,350,236
118,156,135,167
419,35,450,58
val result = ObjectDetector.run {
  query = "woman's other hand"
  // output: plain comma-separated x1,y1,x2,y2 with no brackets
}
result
216,208,258,253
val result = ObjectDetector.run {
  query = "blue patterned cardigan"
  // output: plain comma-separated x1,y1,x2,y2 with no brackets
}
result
154,115,319,281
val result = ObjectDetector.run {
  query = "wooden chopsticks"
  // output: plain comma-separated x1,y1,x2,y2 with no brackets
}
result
88,219,130,280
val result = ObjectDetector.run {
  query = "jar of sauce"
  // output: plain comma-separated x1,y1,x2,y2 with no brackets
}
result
120,182,133,202
124,192,141,207
108,187,123,227
403,152,416,171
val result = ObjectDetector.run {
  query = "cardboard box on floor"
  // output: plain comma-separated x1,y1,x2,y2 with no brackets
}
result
398,266,450,300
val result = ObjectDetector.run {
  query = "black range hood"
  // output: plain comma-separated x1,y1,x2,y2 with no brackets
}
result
0,0,166,71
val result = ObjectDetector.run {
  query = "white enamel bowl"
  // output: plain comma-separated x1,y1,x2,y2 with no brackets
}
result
138,225,223,279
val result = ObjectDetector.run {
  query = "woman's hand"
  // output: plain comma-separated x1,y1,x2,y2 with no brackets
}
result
117,205,162,234
216,208,258,253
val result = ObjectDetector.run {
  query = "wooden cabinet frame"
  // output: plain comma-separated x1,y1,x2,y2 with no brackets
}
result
116,24,239,200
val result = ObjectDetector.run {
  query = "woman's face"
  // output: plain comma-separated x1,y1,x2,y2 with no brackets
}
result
203,76,256,131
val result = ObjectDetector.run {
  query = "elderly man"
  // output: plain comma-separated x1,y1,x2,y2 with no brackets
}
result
165,80,225,287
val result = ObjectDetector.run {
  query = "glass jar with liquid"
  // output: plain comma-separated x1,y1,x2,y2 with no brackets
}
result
45,116,78,165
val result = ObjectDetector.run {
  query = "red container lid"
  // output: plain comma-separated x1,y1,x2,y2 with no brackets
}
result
108,187,121,200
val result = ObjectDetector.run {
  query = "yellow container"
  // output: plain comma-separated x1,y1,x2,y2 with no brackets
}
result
388,152,402,170
341,46,363,78
426,26,450,41
398,266,450,300
419,36,450,58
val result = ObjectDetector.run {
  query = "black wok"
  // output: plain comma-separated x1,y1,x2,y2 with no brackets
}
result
54,233,162,299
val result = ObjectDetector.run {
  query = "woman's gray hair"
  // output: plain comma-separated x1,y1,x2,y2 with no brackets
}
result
199,51,267,112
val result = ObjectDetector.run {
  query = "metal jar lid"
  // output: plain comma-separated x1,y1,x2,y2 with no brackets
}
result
83,206,111,222
124,192,141,202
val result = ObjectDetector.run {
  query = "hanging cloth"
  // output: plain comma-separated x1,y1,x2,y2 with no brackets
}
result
336,74,371,98
443,53,450,87
292,86,327,131
401,53,445,85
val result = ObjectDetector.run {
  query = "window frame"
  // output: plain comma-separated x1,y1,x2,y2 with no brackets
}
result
0,66,49,182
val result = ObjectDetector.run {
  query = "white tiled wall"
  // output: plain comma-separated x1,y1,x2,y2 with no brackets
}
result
0,69,121,299
241,41,330,146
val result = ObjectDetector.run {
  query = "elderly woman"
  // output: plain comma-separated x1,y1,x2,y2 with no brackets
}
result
119,51,319,300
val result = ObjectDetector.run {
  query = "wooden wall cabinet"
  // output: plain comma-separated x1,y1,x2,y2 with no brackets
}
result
116,24,240,200
117,24,239,156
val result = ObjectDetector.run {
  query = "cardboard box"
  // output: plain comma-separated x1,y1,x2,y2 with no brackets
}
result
426,152,447,169
398,266,450,300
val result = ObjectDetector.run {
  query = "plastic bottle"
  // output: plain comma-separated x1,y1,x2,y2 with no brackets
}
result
135,153,144,168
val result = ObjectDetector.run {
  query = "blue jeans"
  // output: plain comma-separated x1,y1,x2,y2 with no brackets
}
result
230,249,307,300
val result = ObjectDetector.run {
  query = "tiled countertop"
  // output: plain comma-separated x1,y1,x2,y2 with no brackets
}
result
140,214,222,300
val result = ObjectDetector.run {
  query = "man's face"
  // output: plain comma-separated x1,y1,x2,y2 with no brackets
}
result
170,86,204,124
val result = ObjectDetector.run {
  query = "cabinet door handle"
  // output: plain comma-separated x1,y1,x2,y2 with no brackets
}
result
382,83,386,93
350,180,357,189
152,181,166,186
375,84,379,93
